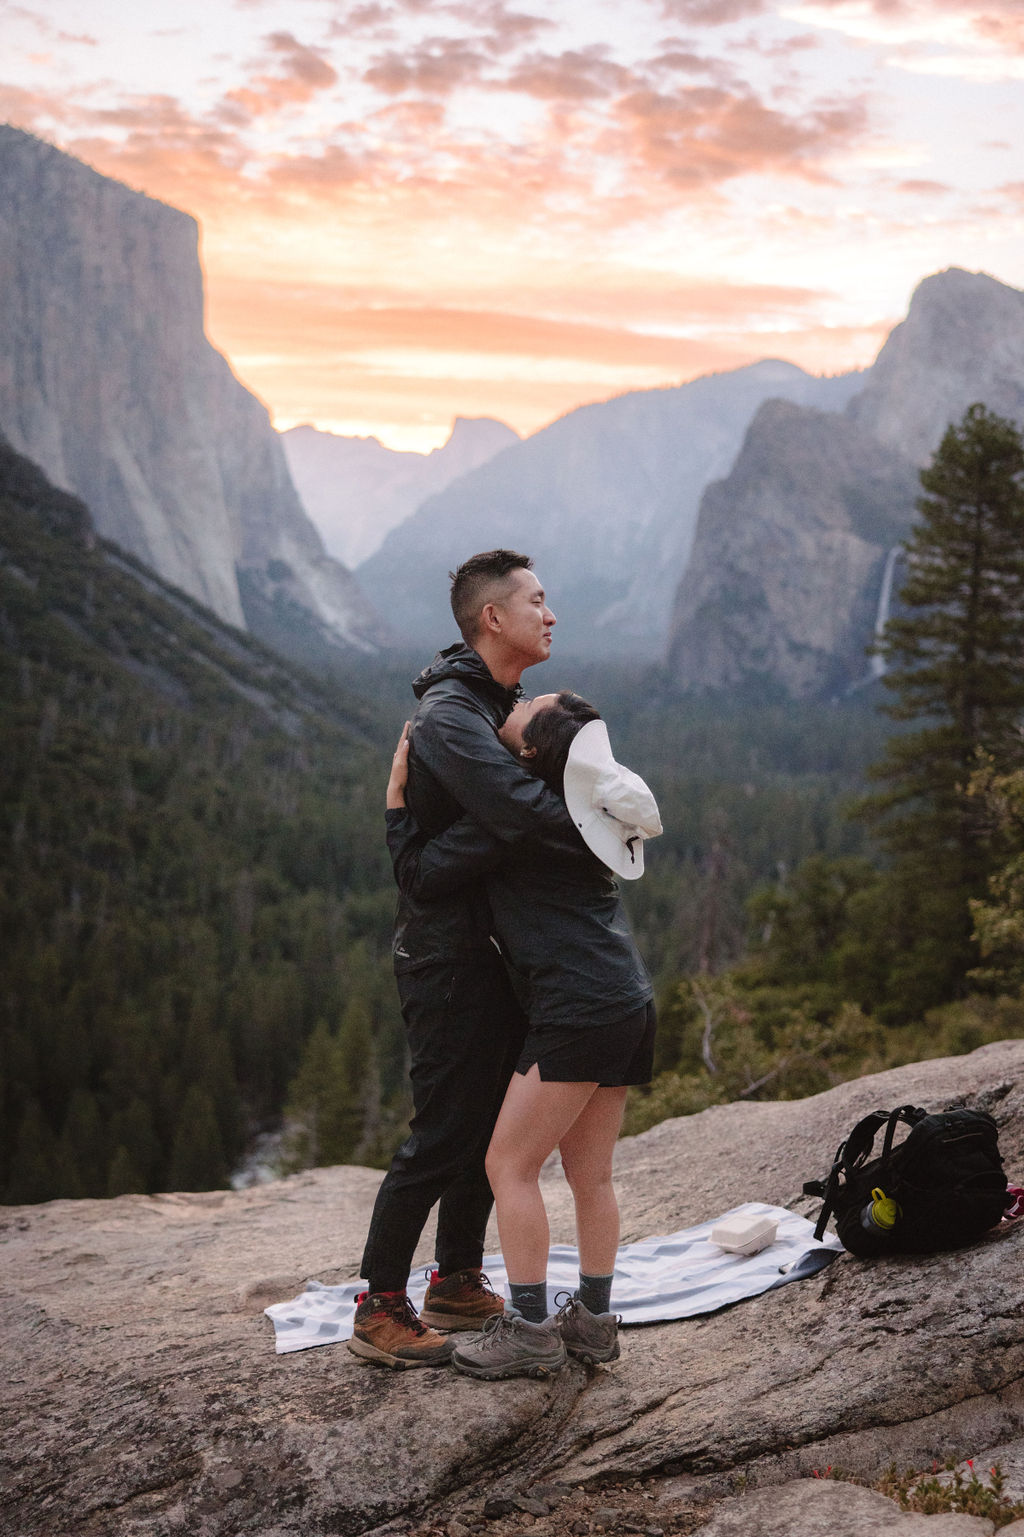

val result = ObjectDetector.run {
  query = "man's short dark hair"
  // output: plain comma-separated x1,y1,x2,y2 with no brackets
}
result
449,549,533,644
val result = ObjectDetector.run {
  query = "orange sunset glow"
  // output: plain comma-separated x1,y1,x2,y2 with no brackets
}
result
3,0,1023,449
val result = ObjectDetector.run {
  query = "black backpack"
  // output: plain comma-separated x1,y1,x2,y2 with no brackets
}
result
804,1104,1007,1257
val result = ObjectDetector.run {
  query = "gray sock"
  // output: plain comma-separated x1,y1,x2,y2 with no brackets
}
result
577,1272,614,1315
509,1281,548,1323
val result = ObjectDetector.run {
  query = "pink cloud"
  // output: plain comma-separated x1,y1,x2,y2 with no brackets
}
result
0,81,68,124
265,143,364,188
649,47,737,82
341,3,394,29
364,38,489,94
753,31,823,58
227,31,338,117
895,178,951,195
972,7,1024,52
205,279,882,442
661,0,767,24
208,276,831,365
504,48,631,102
612,85,868,187
205,289,758,428
996,181,1024,209
807,0,1024,55
447,1,556,52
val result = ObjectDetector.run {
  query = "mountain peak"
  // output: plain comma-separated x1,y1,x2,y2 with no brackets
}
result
847,268,1024,463
440,416,520,453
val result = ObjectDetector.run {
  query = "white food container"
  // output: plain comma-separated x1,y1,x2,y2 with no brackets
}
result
710,1213,779,1256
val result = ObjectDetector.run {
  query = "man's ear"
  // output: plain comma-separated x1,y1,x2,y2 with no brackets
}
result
480,600,502,635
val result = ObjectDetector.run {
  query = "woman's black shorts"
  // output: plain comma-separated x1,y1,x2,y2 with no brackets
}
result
514,999,656,1087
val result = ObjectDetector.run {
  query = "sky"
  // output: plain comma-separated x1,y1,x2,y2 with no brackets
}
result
3,1,1023,451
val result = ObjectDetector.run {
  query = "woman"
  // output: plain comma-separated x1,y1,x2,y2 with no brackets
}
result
385,690,661,1379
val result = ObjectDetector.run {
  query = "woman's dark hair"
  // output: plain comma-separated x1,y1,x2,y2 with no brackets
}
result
522,690,600,793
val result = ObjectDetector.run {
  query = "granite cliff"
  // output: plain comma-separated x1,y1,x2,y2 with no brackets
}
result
668,269,1024,698
0,125,384,656
3,1040,1023,1536
667,400,919,696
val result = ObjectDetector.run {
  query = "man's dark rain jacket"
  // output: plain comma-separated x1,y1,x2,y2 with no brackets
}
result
391,643,574,973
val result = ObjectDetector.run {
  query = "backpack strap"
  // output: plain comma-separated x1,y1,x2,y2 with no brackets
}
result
839,1109,893,1169
805,1107,926,1242
807,1150,845,1242
880,1104,925,1160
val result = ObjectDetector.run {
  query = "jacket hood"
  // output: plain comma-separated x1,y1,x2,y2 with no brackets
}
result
412,642,522,709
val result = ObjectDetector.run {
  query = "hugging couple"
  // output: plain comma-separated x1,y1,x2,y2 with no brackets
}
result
349,549,662,1380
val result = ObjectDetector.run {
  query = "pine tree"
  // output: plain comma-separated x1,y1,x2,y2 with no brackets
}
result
107,1144,145,1197
5,1098,59,1204
859,403,1024,1006
968,761,1024,991
281,1000,381,1172
335,995,379,1161
56,1087,107,1198
281,1019,337,1170
168,1086,228,1192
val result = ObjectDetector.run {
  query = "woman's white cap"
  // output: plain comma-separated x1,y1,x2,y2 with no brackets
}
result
563,720,663,880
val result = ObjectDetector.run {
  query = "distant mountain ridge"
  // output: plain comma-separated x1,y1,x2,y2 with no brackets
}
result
668,269,1024,697
282,416,520,568
357,360,862,657
5,126,1019,695
0,125,386,660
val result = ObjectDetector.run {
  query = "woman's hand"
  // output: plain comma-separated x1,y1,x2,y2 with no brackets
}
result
386,722,410,809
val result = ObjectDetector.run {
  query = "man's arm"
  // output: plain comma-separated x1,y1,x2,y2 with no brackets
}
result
386,807,505,899
411,698,575,845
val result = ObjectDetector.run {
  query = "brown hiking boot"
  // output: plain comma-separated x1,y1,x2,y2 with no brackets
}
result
419,1267,505,1331
346,1291,455,1369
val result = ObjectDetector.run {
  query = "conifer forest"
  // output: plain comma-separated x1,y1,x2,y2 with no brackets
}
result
4,406,1024,1203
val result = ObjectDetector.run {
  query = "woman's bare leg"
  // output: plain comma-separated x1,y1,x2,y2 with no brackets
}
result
485,1065,597,1284
557,1086,628,1277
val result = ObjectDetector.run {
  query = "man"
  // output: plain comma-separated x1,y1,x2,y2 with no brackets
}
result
349,549,573,1369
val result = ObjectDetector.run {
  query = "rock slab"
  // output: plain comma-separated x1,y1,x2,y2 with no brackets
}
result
1,1041,1023,1536
698,1479,996,1535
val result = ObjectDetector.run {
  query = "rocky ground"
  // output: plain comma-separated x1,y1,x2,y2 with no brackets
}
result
3,1040,1024,1536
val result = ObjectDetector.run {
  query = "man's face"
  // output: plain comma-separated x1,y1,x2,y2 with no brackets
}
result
489,568,555,670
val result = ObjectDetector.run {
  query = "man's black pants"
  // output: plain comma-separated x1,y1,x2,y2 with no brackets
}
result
360,952,527,1294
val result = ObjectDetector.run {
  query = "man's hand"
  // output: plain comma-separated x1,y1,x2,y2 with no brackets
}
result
386,722,411,809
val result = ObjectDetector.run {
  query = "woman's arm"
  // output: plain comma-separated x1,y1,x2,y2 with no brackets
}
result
386,808,505,899
386,724,506,898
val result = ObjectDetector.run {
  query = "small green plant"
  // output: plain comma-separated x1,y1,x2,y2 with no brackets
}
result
875,1459,1024,1527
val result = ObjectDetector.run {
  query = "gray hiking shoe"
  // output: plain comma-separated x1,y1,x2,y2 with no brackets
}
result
555,1294,621,1365
451,1310,567,1381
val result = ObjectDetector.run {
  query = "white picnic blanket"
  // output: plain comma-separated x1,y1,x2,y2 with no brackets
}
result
264,1202,842,1354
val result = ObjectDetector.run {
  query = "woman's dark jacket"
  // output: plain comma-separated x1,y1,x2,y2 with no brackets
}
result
386,798,653,1032
392,643,573,973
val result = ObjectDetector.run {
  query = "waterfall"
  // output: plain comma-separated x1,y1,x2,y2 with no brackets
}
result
869,544,902,679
